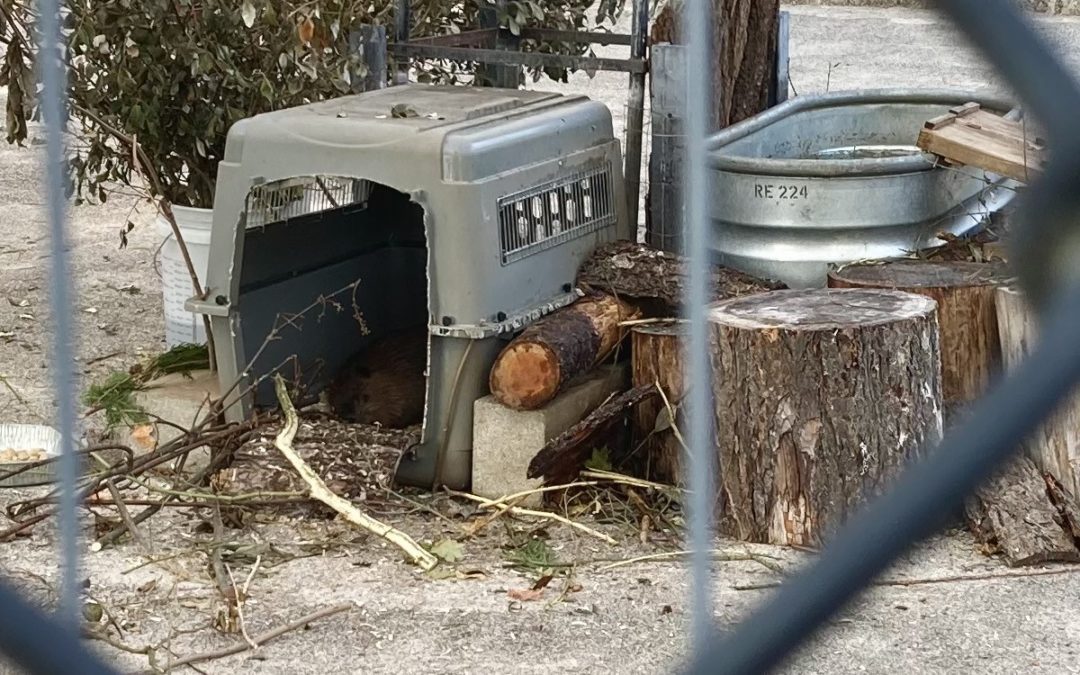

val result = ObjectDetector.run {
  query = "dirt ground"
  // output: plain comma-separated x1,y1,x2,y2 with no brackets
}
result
3,5,1080,674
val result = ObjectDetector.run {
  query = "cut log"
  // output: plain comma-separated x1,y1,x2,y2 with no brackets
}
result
710,289,944,546
630,321,687,486
577,240,783,316
489,293,641,411
527,384,658,486
965,456,1080,567
827,260,1010,412
996,285,1080,499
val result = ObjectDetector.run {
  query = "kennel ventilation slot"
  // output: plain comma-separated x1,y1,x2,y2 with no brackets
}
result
245,176,373,228
497,162,616,265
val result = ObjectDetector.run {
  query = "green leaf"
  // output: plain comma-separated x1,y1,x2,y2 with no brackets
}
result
429,538,465,563
585,446,613,471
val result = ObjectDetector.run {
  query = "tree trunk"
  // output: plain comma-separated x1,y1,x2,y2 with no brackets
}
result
630,321,687,485
650,0,780,129
827,260,1010,414
710,289,943,546
489,293,641,410
996,285,1080,499
576,240,783,317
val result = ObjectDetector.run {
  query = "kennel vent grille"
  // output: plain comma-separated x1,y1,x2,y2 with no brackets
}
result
245,176,373,228
497,162,616,265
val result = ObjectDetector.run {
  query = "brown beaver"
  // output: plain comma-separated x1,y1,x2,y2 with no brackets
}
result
326,327,429,427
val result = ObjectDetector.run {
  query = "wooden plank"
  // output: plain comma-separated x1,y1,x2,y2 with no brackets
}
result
917,107,1045,183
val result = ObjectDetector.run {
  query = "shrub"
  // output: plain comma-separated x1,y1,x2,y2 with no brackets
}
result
1,0,626,209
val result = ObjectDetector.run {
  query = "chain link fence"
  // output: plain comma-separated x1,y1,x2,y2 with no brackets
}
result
3,0,1078,672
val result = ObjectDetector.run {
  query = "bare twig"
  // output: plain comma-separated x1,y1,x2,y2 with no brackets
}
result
103,478,151,552
163,603,355,672
446,488,618,545
224,563,257,649
272,375,438,571
476,481,601,508
733,565,1080,591
580,468,680,493
598,549,785,573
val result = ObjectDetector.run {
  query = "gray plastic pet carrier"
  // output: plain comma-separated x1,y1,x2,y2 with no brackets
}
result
186,84,630,489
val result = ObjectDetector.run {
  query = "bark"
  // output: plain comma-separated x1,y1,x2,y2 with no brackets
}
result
526,384,658,485
650,0,780,129
965,456,1080,567
996,285,1080,500
828,260,1010,411
710,288,944,546
630,321,687,485
489,293,641,410
576,240,783,316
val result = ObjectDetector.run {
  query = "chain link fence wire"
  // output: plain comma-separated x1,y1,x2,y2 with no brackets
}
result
3,0,1079,673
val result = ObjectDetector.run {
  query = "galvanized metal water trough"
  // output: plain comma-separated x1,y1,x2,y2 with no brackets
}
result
707,89,1021,288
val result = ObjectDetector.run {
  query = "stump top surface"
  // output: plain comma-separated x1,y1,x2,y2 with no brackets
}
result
829,260,1011,289
709,289,937,331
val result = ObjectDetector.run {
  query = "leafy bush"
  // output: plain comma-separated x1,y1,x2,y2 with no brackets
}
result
1,0,625,209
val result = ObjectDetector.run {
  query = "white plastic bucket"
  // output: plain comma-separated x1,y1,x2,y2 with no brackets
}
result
155,205,213,348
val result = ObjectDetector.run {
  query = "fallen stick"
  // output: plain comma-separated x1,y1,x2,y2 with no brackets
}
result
527,384,658,484
598,549,785,573
163,602,354,672
476,480,601,508
733,565,1080,591
446,488,617,545
272,375,438,571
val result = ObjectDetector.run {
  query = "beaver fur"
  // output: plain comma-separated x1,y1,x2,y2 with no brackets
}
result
326,327,428,427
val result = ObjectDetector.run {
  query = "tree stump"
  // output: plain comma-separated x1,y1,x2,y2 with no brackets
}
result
489,293,640,410
996,286,1080,499
630,321,687,485
576,240,783,316
710,289,944,546
827,260,1010,413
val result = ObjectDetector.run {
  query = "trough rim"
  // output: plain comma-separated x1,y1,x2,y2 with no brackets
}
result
706,88,1021,178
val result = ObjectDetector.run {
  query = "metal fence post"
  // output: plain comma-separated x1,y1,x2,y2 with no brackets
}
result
647,43,687,253
350,25,389,93
478,0,522,88
393,0,411,85
623,0,650,231
771,10,791,106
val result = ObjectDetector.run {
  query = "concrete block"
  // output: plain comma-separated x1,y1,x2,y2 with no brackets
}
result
472,363,630,507
130,369,220,467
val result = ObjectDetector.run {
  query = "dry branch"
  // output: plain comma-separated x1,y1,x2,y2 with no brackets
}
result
163,603,354,672
734,566,1080,591
272,374,438,571
527,384,658,485
446,488,617,544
